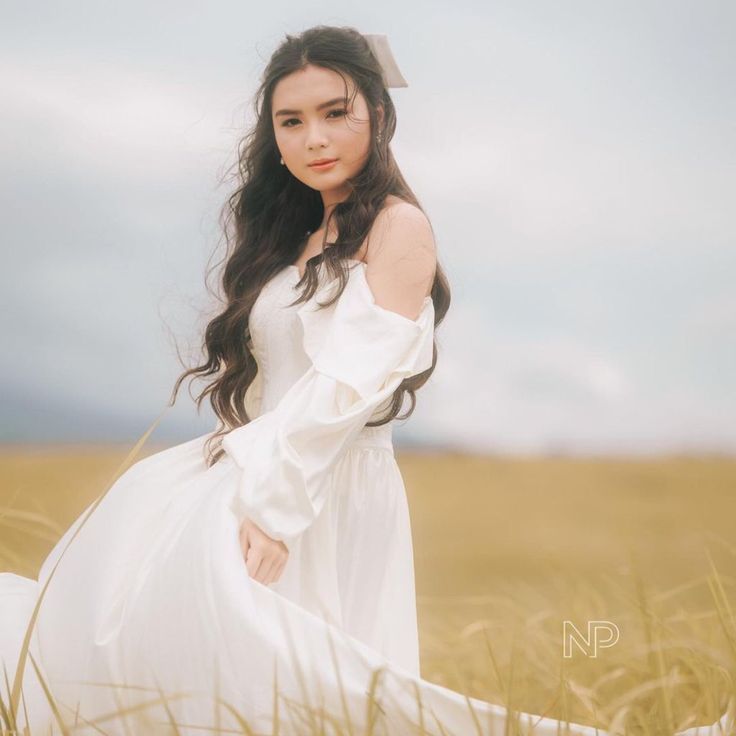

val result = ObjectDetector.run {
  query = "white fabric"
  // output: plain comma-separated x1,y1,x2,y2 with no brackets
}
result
1,260,728,735
222,259,434,544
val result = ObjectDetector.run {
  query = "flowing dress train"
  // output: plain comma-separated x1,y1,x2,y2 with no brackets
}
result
1,261,730,735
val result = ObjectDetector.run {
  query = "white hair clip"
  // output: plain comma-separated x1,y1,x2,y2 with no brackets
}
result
362,34,408,88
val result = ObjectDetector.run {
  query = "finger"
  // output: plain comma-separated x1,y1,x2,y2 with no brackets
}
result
254,564,268,584
261,558,281,585
269,558,287,585
245,546,263,579
275,559,287,583
239,526,250,560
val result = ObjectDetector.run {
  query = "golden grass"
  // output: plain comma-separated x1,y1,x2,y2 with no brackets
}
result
1,435,735,734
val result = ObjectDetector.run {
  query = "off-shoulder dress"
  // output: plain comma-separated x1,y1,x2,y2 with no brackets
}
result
1,260,722,734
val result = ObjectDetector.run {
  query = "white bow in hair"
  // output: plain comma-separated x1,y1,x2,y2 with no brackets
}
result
362,34,408,88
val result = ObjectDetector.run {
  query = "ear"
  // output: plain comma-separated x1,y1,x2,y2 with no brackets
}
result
376,103,385,130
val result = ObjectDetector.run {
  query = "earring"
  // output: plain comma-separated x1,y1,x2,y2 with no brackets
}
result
376,133,382,144
280,156,284,165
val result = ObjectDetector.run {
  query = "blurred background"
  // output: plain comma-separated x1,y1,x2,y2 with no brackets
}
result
1,1,733,453
2,2,736,728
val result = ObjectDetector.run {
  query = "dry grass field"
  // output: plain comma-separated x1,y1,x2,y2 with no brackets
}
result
1,444,734,733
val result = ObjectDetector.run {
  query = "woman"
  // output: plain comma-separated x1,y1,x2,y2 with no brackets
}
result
0,25,728,736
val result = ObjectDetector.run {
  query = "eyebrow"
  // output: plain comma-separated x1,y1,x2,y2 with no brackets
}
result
273,96,347,118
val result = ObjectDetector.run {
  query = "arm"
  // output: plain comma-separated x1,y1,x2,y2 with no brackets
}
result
222,205,437,545
363,202,437,320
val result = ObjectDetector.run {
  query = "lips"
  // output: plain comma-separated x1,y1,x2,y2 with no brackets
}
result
309,158,338,167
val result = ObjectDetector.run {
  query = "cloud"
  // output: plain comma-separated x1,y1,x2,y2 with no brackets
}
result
1,3,734,452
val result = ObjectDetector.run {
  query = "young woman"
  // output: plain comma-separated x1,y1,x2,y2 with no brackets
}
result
0,25,727,736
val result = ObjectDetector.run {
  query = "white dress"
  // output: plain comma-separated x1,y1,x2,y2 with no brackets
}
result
0,260,729,735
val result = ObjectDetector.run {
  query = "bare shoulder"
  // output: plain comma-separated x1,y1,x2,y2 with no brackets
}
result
364,199,436,275
361,198,437,318
374,197,435,243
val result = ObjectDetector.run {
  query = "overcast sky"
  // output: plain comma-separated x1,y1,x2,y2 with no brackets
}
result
1,1,734,454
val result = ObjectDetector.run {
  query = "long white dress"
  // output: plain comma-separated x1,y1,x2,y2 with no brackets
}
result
0,260,730,735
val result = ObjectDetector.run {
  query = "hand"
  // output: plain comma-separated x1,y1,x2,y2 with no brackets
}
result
239,517,289,586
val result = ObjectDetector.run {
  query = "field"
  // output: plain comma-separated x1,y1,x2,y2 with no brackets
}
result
1,446,735,733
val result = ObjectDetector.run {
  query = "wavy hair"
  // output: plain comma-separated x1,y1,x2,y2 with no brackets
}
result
169,25,451,467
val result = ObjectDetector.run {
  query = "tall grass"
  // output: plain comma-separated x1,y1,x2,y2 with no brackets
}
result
1,416,734,734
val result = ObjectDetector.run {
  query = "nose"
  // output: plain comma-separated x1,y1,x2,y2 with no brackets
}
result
305,121,329,150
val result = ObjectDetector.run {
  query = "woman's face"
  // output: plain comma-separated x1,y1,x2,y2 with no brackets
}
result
272,64,381,206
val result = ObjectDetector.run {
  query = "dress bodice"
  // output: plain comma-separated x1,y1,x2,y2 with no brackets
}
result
246,261,394,425
248,265,313,415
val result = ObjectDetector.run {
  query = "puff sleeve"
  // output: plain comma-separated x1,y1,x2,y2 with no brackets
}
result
221,263,435,544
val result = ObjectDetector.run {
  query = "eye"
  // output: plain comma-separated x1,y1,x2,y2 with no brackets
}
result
281,109,348,128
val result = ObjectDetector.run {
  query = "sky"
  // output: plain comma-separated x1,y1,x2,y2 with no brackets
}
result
1,1,734,454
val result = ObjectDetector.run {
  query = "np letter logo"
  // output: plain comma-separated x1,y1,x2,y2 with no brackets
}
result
563,620,619,658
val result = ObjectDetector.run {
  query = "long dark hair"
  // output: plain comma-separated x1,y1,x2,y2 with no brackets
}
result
169,25,451,467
